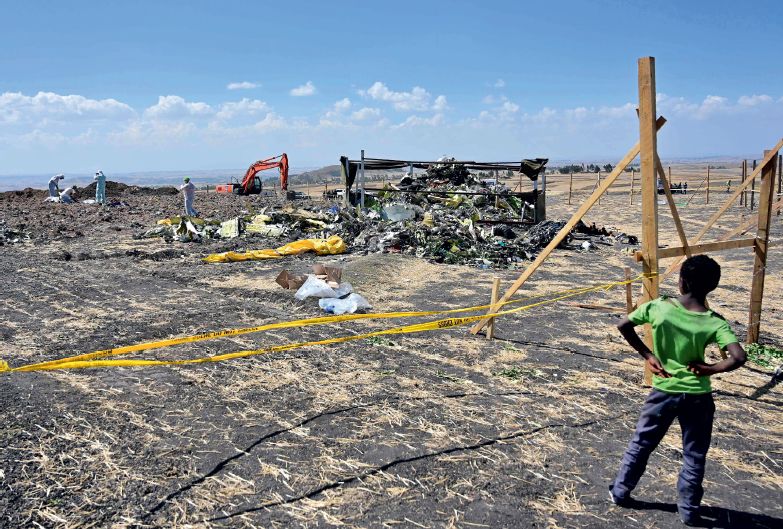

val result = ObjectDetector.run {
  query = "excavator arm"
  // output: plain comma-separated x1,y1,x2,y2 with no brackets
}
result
240,153,289,193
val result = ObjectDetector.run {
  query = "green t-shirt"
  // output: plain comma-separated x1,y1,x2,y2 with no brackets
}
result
628,296,738,394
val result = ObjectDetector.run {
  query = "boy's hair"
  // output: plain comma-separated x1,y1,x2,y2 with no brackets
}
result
681,254,721,298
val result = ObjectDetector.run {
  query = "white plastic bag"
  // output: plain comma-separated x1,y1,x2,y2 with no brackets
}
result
295,275,338,300
318,293,372,314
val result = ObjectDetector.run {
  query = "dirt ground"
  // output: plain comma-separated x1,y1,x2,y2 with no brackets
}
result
1,166,781,529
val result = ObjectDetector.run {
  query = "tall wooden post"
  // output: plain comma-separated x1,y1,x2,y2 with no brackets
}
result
747,151,778,344
568,171,573,205
638,57,660,386
629,168,635,205
750,160,757,210
741,160,747,206
778,154,782,216
596,170,601,205
706,166,710,204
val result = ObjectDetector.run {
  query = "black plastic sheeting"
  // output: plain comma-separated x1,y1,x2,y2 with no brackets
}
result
340,157,548,190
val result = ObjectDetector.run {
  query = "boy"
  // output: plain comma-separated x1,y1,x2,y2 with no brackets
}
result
609,255,746,525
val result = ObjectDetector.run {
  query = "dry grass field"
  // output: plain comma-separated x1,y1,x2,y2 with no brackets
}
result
1,163,781,528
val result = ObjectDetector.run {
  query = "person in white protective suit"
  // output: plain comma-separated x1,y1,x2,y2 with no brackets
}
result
60,186,78,204
94,171,107,204
179,177,198,216
48,174,65,197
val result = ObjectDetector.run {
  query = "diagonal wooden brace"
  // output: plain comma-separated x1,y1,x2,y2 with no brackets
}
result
469,116,667,335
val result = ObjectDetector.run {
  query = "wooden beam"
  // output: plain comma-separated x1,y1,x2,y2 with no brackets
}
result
747,150,778,344
624,267,635,313
633,237,757,261
661,139,783,280
638,57,659,386
629,169,635,205
656,156,691,257
469,116,668,335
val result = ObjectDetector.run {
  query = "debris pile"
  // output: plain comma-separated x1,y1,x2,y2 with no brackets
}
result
0,221,28,245
132,165,638,268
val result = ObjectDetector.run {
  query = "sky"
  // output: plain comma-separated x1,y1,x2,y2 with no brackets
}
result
1,0,782,177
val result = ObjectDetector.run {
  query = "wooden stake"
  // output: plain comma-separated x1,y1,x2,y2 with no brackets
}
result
629,169,635,205
741,160,746,206
596,170,601,205
487,277,501,340
638,57,660,386
624,267,634,313
706,166,710,204
751,158,757,210
778,154,782,216
747,150,778,344
568,171,573,205
469,116,668,335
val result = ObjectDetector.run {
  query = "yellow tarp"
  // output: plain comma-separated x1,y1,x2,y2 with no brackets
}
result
203,235,346,263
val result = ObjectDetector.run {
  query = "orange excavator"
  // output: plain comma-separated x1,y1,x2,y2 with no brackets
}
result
216,153,289,194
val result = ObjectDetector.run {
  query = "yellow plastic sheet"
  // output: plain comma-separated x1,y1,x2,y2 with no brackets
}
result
203,235,346,263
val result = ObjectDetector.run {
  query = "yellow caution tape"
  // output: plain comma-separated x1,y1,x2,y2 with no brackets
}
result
2,274,648,373
8,281,604,371
203,235,347,263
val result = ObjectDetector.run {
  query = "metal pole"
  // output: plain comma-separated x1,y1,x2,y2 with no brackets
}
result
360,149,366,208
629,168,635,205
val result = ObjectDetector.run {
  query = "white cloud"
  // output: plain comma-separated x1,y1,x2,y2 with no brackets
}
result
351,107,381,121
333,98,352,112
393,113,444,128
0,91,134,124
494,79,506,88
482,95,496,105
290,81,317,97
226,81,259,90
433,95,448,111
738,94,773,107
359,82,446,112
144,95,212,119
214,98,270,121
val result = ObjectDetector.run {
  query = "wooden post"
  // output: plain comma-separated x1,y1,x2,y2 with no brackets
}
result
487,277,501,340
624,267,634,313
747,150,778,344
638,57,660,386
778,154,782,216
750,160,757,210
706,166,710,204
568,171,573,205
596,170,601,205
741,160,747,206
629,169,635,205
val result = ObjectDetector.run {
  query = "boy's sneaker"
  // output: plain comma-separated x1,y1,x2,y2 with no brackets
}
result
678,508,703,526
608,487,633,508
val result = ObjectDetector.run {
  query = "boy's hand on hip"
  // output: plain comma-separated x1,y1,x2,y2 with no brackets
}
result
646,355,671,378
687,361,718,376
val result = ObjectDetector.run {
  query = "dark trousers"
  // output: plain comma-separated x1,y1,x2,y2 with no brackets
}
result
611,389,715,516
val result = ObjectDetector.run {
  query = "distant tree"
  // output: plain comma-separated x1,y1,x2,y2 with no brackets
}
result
603,163,613,172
